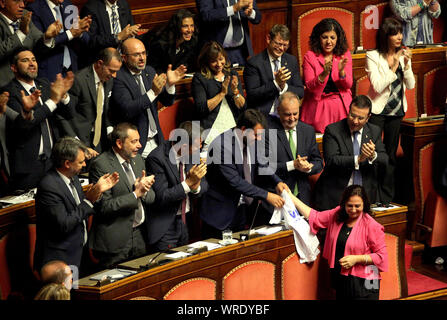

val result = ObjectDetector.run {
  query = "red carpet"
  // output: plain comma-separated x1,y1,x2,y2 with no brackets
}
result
406,270,447,296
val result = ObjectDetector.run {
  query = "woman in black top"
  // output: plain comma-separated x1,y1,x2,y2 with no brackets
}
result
146,9,199,74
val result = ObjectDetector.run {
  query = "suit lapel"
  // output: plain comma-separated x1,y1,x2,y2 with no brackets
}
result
42,0,57,28
52,170,78,208
99,0,112,34
263,50,274,81
86,67,98,105
165,144,181,184
342,122,354,155
108,151,133,192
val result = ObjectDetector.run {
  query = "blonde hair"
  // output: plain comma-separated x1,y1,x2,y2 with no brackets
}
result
34,283,70,300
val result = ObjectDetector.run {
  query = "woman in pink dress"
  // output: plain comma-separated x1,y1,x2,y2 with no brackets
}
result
300,18,353,134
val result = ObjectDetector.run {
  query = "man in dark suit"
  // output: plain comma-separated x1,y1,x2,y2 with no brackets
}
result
4,49,74,192
61,47,122,156
26,0,92,81
111,38,186,159
196,0,261,66
243,24,304,116
313,95,389,210
199,109,288,239
80,0,143,66
34,136,118,272
145,121,208,251
267,91,323,206
88,122,156,268
0,0,62,87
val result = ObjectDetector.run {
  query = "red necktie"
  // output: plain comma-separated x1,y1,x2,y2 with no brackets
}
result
179,162,187,224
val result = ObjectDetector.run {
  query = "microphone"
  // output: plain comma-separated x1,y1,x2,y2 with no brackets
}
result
240,200,261,241
139,245,172,271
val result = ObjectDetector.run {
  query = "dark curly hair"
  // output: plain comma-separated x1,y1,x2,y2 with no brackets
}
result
158,9,198,44
309,18,348,56
337,185,373,223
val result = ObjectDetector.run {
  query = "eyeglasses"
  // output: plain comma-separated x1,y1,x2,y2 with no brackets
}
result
125,51,146,58
271,39,289,49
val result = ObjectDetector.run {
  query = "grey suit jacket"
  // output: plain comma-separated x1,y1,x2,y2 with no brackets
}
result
0,107,20,175
62,65,113,149
0,11,47,87
88,149,155,254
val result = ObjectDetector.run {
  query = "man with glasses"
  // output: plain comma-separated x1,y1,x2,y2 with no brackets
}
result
0,0,62,87
244,24,304,116
313,95,389,210
111,38,186,159
61,47,122,157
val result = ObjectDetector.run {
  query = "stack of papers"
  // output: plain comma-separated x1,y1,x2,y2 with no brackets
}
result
254,226,283,236
188,241,221,251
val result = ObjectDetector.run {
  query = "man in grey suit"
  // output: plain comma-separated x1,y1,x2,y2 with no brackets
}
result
62,47,122,157
88,122,156,268
0,0,62,87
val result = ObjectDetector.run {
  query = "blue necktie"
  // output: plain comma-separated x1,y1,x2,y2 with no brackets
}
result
10,21,19,32
54,5,71,69
31,86,52,158
353,131,362,185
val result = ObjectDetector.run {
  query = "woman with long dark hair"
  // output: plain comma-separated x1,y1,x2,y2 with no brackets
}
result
191,41,246,147
146,9,199,73
366,17,415,202
289,185,388,300
300,18,353,133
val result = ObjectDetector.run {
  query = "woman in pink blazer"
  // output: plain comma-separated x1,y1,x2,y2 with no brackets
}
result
290,185,388,300
300,18,353,133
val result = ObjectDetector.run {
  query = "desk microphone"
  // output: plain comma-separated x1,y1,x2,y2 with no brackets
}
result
139,245,172,271
240,200,261,241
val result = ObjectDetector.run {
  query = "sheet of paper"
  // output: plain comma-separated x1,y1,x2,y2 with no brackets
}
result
0,189,36,204
372,204,400,212
254,226,283,235
165,251,191,259
188,241,221,251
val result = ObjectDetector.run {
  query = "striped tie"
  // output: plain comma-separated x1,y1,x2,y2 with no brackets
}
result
111,5,119,35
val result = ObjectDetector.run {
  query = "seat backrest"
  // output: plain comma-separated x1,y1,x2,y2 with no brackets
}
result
360,2,388,50
222,260,276,300
297,7,354,69
423,66,447,115
379,233,402,300
158,97,195,140
164,277,216,300
433,16,445,44
0,234,11,300
419,142,436,218
281,252,320,300
354,75,370,96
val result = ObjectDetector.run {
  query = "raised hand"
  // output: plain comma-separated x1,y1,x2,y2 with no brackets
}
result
185,163,207,190
166,64,187,86
85,147,99,160
338,55,348,75
117,24,142,41
70,15,92,38
274,67,291,90
19,11,32,35
21,89,41,112
134,170,155,198
221,75,231,95
266,192,285,208
402,48,412,68
151,73,167,96
96,172,120,193
293,155,314,172
50,73,74,103
359,140,376,162
230,75,239,93
275,182,290,195
0,92,9,115
45,20,63,39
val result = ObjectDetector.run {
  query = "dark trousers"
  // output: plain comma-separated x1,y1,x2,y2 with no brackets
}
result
224,45,247,66
201,204,248,240
149,215,189,252
11,155,52,192
368,114,403,203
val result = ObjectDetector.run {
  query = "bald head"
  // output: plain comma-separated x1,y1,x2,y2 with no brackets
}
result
277,91,300,130
121,38,147,73
40,260,72,290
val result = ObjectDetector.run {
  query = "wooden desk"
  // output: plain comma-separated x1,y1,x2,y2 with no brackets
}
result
73,205,408,300
400,117,447,239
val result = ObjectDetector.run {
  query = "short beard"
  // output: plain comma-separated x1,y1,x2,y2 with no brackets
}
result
18,69,37,82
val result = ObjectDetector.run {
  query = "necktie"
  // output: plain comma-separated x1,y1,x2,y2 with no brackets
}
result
10,21,19,32
69,179,87,245
93,81,104,147
288,129,299,196
352,131,363,186
229,0,242,43
54,5,71,69
134,74,157,135
179,162,187,224
242,145,253,205
32,86,52,158
111,4,119,36
273,59,280,73
123,161,143,227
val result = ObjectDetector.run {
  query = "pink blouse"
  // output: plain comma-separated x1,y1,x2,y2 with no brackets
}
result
309,207,388,279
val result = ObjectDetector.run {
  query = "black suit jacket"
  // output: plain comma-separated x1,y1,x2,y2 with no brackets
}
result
313,119,388,210
266,116,323,205
111,65,175,153
145,141,208,244
191,70,245,129
199,129,281,230
80,0,134,62
34,169,93,270
88,150,155,254
4,78,73,175
244,50,304,115
61,65,113,150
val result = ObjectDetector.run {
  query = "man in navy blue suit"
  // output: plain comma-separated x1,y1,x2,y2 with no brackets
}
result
27,0,92,81
111,38,186,159
34,136,118,272
244,24,304,116
199,109,289,239
266,91,323,206
196,0,261,66
145,121,208,251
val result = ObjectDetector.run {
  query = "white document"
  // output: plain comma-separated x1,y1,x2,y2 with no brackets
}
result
188,241,222,251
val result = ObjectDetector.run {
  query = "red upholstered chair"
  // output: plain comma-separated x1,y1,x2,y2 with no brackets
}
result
281,252,320,300
423,66,447,115
433,16,445,44
158,97,195,139
354,75,370,96
360,2,388,50
379,233,402,300
297,7,354,69
163,277,216,300
0,234,11,300
222,260,276,300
